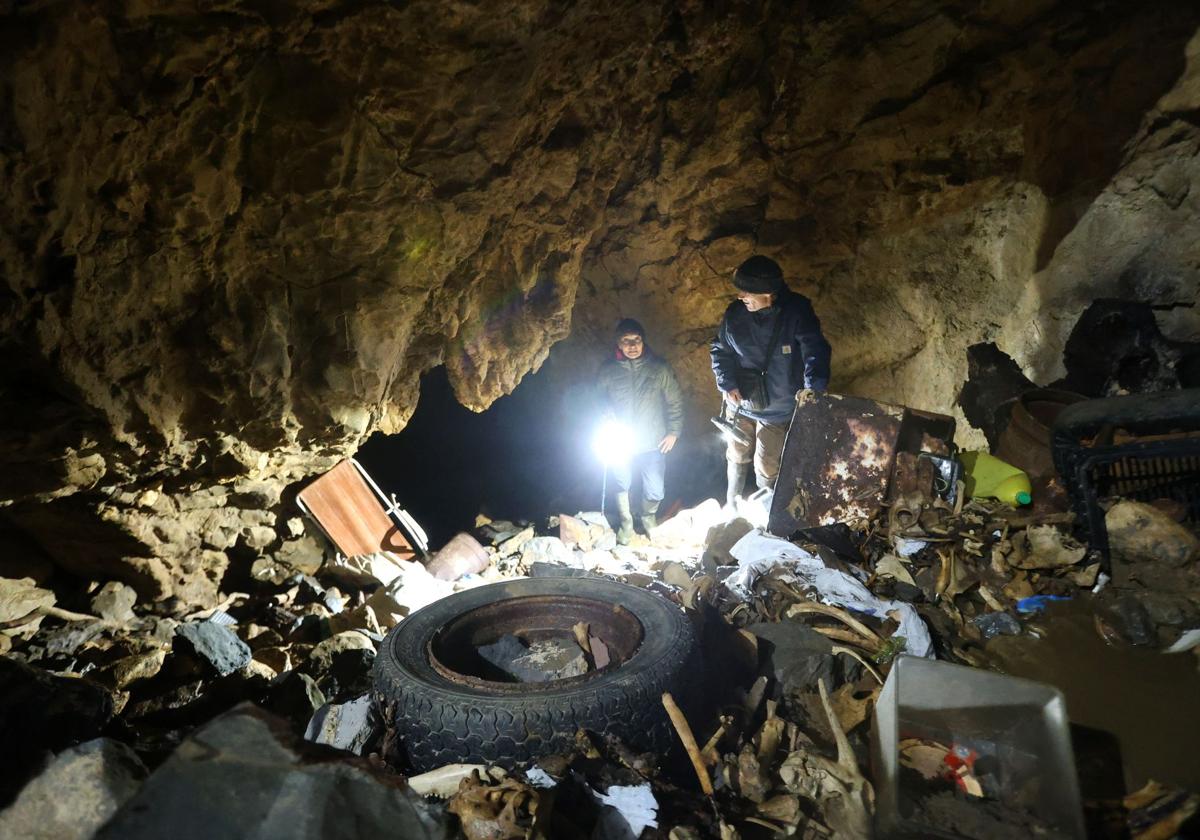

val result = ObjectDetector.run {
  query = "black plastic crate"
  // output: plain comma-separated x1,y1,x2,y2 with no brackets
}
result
1052,389,1200,561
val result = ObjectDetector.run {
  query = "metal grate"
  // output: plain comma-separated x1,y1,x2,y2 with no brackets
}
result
1089,452,1200,513
1052,389,1200,563
1061,441,1200,561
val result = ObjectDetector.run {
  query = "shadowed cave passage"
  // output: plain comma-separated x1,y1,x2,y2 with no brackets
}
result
356,364,726,547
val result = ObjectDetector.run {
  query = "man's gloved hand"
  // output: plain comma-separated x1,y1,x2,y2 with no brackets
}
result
658,434,678,454
724,388,743,406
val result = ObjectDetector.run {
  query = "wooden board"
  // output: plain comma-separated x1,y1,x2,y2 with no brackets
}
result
296,460,416,558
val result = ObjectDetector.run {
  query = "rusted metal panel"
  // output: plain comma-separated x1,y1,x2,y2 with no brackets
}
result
767,391,955,535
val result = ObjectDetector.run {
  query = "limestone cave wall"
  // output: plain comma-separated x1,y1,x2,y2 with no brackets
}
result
2,0,1198,605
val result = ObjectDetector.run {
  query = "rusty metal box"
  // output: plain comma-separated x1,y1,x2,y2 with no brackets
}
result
767,391,955,536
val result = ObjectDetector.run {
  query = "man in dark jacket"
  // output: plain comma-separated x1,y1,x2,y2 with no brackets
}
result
710,256,832,506
597,318,685,544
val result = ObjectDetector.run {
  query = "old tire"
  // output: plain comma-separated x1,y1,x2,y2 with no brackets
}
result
373,577,697,772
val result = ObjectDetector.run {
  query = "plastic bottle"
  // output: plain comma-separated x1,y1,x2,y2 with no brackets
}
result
959,451,1032,506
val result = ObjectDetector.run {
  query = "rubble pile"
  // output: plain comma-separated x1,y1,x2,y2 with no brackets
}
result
859,498,1108,663
2,476,1197,838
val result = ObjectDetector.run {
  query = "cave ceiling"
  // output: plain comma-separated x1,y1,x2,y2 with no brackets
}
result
1,0,1198,603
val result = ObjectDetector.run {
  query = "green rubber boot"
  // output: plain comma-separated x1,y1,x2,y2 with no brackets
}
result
726,461,750,508
616,491,635,545
640,498,660,533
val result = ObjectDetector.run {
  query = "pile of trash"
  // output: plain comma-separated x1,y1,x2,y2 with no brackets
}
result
848,494,1200,662
2,483,1196,838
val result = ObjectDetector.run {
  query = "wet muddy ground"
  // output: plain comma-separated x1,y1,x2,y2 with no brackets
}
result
983,597,1200,793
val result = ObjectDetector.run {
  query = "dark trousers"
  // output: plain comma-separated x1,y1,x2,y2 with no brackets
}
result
611,450,665,503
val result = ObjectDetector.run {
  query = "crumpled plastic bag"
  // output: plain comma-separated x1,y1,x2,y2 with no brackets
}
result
726,530,933,658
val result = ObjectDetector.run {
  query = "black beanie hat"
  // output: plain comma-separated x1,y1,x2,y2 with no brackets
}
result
615,317,645,338
733,255,784,293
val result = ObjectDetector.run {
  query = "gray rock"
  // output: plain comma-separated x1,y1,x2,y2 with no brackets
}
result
748,621,835,694
174,621,252,676
304,695,380,755
701,518,754,571
971,611,1022,639
476,633,527,678
528,562,593,578
477,520,523,546
513,639,588,681
275,535,325,575
0,738,147,840
477,634,588,682
519,536,573,566
96,704,445,839
0,657,115,804
1097,593,1157,646
241,524,278,551
499,526,537,557
305,631,376,697
1135,591,1198,627
41,620,108,657
265,671,327,725
659,561,692,589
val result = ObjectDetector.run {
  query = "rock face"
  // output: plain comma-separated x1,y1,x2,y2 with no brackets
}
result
1,1,1198,601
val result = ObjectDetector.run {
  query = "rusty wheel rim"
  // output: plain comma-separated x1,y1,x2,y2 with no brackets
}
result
426,594,645,691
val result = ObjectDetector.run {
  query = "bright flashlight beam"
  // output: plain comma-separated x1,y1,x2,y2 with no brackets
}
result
592,419,635,466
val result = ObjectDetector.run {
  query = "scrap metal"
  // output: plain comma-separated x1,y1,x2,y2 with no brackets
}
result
768,391,955,536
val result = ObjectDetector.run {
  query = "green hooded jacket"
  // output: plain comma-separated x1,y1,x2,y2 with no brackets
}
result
596,351,685,454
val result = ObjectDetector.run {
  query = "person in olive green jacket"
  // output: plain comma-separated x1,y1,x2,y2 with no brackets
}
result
596,318,685,544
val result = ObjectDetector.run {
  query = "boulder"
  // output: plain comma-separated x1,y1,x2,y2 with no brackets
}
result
0,658,115,805
0,738,146,840
0,576,54,644
174,621,252,677
1107,500,1200,567
90,581,137,623
95,704,445,839
305,631,376,699
0,576,55,625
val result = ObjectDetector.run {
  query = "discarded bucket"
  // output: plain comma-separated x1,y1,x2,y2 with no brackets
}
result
871,656,1084,839
423,532,489,581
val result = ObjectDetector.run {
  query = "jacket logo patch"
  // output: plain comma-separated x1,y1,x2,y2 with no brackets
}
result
781,344,792,355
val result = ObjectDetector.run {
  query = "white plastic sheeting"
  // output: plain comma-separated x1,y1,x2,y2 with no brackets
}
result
727,530,934,658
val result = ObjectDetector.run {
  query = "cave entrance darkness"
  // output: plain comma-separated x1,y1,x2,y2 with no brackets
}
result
356,364,725,548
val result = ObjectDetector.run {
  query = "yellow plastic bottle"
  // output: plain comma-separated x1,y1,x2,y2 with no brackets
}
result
959,451,1032,506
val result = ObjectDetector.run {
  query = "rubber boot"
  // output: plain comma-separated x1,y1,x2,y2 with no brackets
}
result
726,461,750,509
640,499,660,533
615,491,635,545
755,471,777,492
